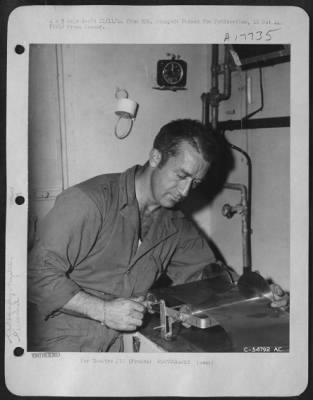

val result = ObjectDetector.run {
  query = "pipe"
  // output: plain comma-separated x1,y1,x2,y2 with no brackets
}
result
201,93,208,126
222,132,253,242
210,44,219,131
211,104,218,131
218,116,290,131
211,45,219,89
223,183,252,274
202,45,232,130
219,45,232,101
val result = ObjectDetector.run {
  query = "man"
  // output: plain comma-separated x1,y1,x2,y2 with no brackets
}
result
28,119,221,352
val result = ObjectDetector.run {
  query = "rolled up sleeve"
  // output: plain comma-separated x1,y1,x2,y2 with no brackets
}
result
166,221,216,285
28,187,102,317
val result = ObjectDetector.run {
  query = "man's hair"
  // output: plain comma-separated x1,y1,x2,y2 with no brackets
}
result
153,119,220,167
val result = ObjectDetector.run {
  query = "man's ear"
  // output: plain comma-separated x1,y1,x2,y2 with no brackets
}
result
149,148,162,168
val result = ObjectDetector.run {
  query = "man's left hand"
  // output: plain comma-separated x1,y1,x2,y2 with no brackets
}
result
269,283,289,309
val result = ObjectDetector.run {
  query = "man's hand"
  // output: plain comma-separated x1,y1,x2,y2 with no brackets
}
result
102,296,146,331
269,283,289,310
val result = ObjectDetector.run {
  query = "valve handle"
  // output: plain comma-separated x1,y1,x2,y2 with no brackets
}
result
222,203,235,218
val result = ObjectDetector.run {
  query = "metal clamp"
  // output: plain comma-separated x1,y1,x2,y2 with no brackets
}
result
144,292,220,340
158,299,220,341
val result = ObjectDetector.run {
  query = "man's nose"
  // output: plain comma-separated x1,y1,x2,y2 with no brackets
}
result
179,179,193,197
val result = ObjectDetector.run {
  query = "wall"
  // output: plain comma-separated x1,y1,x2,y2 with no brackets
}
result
28,45,63,247
60,44,210,185
194,60,290,289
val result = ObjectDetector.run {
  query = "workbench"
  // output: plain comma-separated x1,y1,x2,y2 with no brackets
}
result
124,276,289,352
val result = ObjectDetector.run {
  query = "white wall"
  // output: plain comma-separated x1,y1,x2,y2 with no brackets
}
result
29,45,63,193
28,45,63,247
194,61,290,289
60,44,210,185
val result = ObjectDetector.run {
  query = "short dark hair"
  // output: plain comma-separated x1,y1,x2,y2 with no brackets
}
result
153,119,220,167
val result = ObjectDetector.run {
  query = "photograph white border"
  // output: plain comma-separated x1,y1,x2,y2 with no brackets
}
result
5,5,309,397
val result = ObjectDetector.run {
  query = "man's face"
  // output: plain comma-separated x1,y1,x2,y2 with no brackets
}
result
149,141,210,208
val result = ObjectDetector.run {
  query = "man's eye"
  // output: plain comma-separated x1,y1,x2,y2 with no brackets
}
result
177,174,186,180
192,180,201,188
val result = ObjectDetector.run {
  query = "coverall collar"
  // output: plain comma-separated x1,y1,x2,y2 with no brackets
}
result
119,165,185,219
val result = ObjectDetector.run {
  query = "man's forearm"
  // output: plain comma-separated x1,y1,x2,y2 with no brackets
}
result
60,290,105,323
60,291,146,331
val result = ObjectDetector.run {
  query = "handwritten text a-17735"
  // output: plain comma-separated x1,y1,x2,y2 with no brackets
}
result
224,28,281,42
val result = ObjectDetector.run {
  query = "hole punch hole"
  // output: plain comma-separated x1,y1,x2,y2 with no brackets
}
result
15,45,25,55
15,196,25,205
14,347,24,357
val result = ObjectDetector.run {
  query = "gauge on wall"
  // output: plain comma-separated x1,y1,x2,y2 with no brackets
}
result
156,57,187,89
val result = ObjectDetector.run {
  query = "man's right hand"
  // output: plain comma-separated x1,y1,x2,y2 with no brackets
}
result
102,296,146,331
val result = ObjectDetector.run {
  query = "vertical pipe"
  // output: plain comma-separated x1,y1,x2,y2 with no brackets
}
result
211,44,219,89
211,106,218,131
201,93,207,125
220,45,231,101
224,183,252,272
201,45,232,128
239,186,251,273
205,99,211,128
210,45,219,131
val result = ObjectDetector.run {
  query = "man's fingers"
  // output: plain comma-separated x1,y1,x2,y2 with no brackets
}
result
132,296,145,302
102,297,147,331
130,298,146,313
129,316,144,327
119,317,143,332
131,310,144,320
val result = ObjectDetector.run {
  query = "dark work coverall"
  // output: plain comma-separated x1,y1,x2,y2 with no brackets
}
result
28,166,215,352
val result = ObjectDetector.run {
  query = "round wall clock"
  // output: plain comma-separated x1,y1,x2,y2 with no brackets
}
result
157,59,187,88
